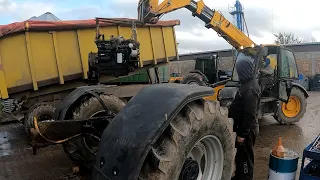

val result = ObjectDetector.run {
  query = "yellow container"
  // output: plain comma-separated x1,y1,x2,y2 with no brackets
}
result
0,18,180,99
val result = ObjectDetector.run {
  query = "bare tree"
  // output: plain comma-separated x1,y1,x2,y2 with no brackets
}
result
274,32,317,44
274,32,302,44
301,37,317,43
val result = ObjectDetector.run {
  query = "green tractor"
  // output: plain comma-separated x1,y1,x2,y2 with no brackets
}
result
172,54,232,86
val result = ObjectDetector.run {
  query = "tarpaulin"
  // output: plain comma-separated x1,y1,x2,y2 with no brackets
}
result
0,18,180,38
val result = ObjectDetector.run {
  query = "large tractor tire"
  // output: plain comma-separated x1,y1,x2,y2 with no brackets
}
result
62,94,125,170
276,87,307,125
25,102,56,136
138,100,235,180
180,73,207,86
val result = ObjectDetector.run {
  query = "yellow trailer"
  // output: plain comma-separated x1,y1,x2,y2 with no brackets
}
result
0,18,180,123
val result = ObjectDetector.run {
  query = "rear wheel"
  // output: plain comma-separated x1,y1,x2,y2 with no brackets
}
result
25,102,56,136
62,94,125,170
276,87,307,125
138,99,235,180
180,73,207,86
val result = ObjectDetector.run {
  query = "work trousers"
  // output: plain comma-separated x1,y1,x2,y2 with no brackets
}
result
234,130,256,180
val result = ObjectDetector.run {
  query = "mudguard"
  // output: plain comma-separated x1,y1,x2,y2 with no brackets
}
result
210,79,230,88
91,83,214,180
217,86,239,107
54,84,111,120
292,82,309,98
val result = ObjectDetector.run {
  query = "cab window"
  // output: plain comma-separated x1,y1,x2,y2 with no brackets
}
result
280,49,298,79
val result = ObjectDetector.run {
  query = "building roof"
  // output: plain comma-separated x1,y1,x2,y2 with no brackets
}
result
179,42,320,57
28,12,61,21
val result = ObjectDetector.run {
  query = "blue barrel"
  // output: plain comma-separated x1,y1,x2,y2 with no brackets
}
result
268,149,299,180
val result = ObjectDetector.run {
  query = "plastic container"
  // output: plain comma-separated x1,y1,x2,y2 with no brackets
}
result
294,74,309,91
313,74,320,91
268,148,299,180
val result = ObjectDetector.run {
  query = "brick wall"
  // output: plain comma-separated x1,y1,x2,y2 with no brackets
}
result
218,56,234,71
294,52,320,77
214,52,320,77
168,60,196,75
176,43,320,78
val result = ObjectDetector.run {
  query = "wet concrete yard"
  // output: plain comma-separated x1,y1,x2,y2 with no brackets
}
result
0,92,319,180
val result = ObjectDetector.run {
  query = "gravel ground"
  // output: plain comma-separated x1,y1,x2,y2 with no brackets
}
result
0,92,319,180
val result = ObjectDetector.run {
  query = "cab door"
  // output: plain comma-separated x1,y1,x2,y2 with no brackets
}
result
277,47,299,102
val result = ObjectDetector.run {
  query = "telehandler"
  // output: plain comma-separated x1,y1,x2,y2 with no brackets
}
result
138,0,308,125
32,0,308,179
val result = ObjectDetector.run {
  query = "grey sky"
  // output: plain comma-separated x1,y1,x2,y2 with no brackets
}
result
1,0,319,54
109,0,320,53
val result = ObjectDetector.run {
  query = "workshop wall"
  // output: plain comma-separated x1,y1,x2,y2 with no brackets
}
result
177,42,320,78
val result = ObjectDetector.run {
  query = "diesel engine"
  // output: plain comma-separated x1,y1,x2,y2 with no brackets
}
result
88,34,140,84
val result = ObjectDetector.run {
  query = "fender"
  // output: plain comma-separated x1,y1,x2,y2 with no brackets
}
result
91,83,214,180
210,79,230,88
217,86,239,108
54,84,111,120
292,82,309,98
189,70,209,82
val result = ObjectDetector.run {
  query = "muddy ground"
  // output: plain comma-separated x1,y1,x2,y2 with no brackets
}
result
0,92,319,180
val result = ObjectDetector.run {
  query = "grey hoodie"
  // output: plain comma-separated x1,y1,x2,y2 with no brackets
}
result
235,52,255,83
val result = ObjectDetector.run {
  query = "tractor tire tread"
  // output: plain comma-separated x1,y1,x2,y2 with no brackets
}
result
138,100,235,180
62,94,125,170
25,102,56,135
180,73,207,86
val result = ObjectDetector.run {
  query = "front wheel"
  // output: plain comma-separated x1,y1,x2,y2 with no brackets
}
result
276,87,307,125
138,100,235,180
180,73,207,86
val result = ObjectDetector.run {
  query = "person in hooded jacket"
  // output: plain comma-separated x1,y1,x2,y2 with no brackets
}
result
260,56,274,93
230,52,261,180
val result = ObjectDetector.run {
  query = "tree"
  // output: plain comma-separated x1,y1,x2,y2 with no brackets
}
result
274,32,302,44
301,37,317,43
274,32,317,44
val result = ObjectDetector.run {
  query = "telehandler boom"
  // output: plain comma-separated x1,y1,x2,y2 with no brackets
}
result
138,0,255,50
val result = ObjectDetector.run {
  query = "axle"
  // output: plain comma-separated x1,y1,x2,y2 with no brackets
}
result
30,115,114,155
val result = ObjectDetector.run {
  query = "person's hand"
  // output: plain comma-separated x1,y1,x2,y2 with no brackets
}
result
237,136,245,143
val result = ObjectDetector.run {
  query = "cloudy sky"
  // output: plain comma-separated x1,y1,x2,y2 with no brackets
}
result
1,0,319,54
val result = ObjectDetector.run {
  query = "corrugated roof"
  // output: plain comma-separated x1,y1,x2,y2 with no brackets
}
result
28,12,61,21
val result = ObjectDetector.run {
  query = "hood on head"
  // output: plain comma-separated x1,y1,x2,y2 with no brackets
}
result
235,53,255,83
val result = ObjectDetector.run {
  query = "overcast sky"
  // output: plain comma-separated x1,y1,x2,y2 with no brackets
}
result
1,0,319,54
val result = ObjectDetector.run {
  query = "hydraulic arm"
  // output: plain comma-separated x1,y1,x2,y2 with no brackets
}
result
138,0,256,50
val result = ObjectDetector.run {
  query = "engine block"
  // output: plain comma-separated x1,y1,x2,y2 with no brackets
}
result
88,34,140,84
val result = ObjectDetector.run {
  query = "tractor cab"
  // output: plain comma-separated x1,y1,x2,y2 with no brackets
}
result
228,45,299,103
259,45,299,101
193,54,232,84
